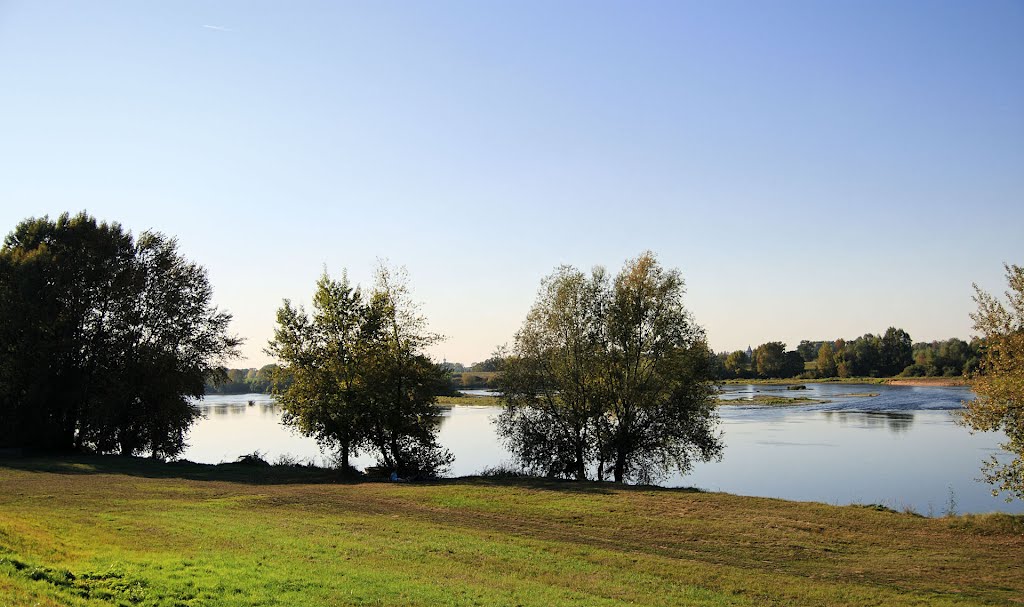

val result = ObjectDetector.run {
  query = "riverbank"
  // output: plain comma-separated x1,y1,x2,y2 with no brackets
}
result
720,377,968,387
444,393,836,407
884,377,969,387
1,456,1021,606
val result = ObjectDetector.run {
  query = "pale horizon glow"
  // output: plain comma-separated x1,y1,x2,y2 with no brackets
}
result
0,1,1021,367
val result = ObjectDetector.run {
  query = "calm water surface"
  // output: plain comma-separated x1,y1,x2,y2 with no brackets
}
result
183,384,1023,515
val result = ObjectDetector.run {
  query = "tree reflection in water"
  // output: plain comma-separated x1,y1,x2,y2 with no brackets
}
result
821,410,914,434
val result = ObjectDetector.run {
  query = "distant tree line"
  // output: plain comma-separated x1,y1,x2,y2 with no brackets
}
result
440,357,503,390
441,331,980,387
205,364,292,394
236,331,980,391
711,329,981,380
440,356,503,374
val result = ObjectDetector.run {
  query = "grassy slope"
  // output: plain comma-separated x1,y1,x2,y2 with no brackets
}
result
1,457,1022,607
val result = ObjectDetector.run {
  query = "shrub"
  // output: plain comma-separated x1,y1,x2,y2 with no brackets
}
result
234,451,270,466
476,463,533,479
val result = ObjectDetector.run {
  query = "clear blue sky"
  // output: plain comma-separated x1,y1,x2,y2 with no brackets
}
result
1,1,1021,366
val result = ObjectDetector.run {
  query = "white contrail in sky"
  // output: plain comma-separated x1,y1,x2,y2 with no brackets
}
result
202,24,234,32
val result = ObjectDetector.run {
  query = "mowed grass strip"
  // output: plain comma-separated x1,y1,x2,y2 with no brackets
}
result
0,457,1022,606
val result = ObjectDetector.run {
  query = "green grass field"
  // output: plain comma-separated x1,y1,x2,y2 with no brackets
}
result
1,456,1022,606
436,394,501,406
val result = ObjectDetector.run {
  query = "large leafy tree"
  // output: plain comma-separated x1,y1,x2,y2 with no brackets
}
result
723,350,750,378
879,327,913,376
816,342,838,378
958,264,1024,500
0,213,239,458
358,266,452,477
268,266,451,477
497,266,608,481
267,272,366,471
498,252,722,484
603,254,721,483
752,342,787,378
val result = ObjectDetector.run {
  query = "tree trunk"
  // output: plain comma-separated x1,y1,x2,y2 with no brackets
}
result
575,442,586,481
341,441,350,472
390,435,400,473
613,451,627,483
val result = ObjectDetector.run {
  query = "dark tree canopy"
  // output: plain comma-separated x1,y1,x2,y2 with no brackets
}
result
880,327,913,376
498,253,722,484
796,340,821,362
0,212,240,458
753,342,787,378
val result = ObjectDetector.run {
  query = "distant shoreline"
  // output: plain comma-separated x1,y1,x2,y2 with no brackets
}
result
882,377,968,387
719,377,968,387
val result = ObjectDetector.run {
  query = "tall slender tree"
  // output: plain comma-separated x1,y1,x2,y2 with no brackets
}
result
603,254,721,483
497,266,608,480
267,272,366,471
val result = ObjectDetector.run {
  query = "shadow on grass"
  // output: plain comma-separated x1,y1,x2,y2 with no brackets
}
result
0,454,353,485
0,454,706,496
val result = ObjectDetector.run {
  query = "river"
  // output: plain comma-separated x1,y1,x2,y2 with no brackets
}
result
182,383,1024,515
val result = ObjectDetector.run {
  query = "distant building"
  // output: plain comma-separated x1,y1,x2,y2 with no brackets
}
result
746,345,753,360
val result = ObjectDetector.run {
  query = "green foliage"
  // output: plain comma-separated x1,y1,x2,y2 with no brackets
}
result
267,266,451,478
205,364,290,394
0,212,239,458
723,350,751,379
907,338,981,377
498,253,722,484
796,340,824,362
880,327,914,376
816,342,838,378
753,342,787,378
469,355,505,372
713,330,974,382
958,263,1024,501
